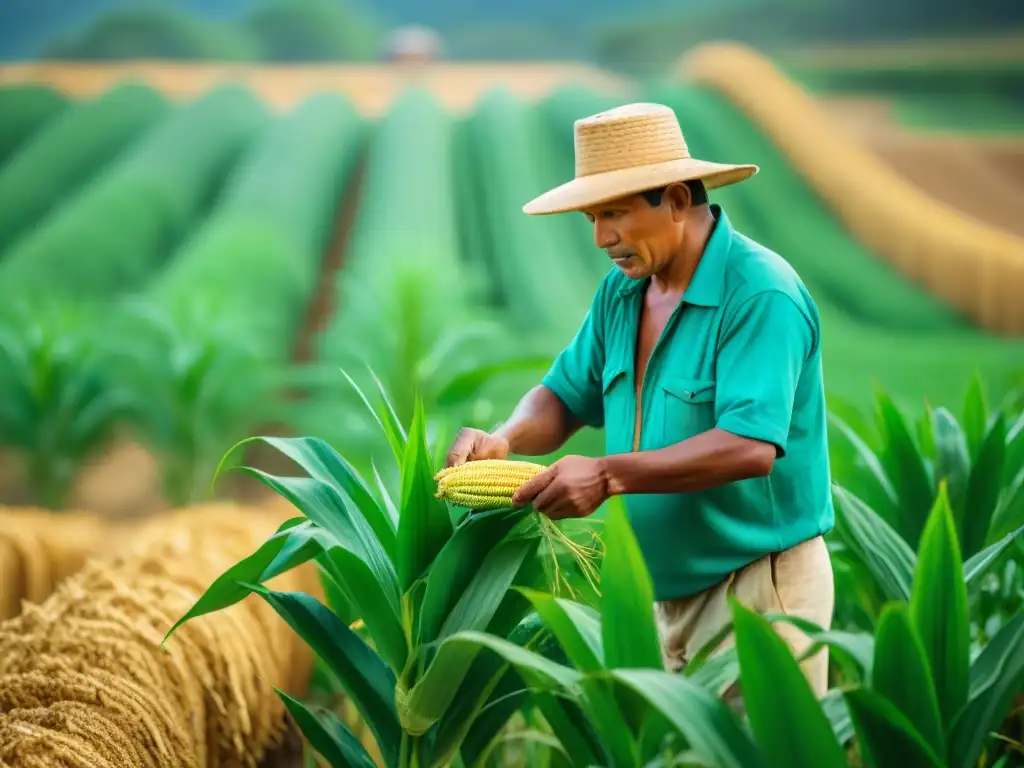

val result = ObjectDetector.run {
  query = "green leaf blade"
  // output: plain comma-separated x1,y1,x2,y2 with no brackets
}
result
612,669,762,768
244,584,401,767
871,603,946,758
397,398,454,591
909,486,971,732
600,497,662,669
274,687,378,768
842,687,945,768
948,612,1024,768
731,598,847,768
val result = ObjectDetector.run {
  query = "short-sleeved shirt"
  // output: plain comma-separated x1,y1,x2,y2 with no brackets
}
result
541,204,835,601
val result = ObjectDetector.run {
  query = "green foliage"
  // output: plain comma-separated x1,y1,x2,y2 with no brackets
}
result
40,0,382,63
0,85,268,304
0,85,68,166
307,88,554,473
164,380,599,768
0,83,170,252
41,5,260,61
463,87,598,338
112,92,365,504
0,303,140,508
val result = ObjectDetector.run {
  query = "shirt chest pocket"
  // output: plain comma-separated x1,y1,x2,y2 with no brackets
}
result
661,376,717,446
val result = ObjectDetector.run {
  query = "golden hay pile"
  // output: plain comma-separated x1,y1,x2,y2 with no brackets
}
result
0,508,112,621
0,503,320,767
678,41,1024,335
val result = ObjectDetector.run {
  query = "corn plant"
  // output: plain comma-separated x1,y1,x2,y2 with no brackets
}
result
827,376,1024,643
162,379,598,768
0,302,141,508
438,487,1024,768
111,301,314,506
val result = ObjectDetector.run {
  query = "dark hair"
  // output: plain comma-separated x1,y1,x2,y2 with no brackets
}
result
641,179,708,208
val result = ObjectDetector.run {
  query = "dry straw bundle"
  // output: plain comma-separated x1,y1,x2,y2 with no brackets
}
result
0,507,110,621
678,41,1024,335
0,503,319,768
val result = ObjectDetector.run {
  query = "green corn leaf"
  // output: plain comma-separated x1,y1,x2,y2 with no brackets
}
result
397,397,454,591
842,687,944,768
399,539,537,736
909,485,970,731
820,689,854,746
918,401,936,459
964,524,1024,584
418,505,532,645
871,603,946,758
445,630,582,690
989,475,1024,543
962,371,989,462
456,668,531,767
436,537,536,640
228,435,397,558
832,484,916,601
339,365,406,466
931,406,971,515
961,413,1007,557
237,468,401,610
161,517,328,644
948,612,1024,768
532,692,606,768
274,687,378,768
319,546,408,672
517,588,604,672
684,612,874,696
730,598,847,768
611,669,762,768
827,411,898,520
240,583,401,767
600,497,662,669
876,389,935,549
430,563,551,763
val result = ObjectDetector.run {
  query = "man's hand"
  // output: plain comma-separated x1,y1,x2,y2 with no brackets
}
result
512,455,608,520
445,427,510,468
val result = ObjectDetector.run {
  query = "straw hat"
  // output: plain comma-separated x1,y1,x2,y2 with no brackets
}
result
523,102,758,215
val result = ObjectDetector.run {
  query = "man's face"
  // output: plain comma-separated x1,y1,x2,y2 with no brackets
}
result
580,186,688,280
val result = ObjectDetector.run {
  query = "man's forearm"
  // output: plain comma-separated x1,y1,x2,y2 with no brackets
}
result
494,385,581,456
601,428,776,496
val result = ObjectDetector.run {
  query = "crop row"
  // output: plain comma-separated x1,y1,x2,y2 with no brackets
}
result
0,85,267,306
0,84,170,252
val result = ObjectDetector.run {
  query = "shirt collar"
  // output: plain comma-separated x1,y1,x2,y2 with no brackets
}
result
616,203,732,308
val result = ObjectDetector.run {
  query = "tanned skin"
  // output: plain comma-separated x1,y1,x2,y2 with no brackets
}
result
444,182,776,521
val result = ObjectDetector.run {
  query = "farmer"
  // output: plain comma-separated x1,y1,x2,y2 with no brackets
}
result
443,102,835,701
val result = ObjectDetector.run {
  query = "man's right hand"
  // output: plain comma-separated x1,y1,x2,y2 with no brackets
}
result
445,427,510,468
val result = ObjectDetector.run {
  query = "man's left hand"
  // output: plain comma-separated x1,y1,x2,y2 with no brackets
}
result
512,455,609,520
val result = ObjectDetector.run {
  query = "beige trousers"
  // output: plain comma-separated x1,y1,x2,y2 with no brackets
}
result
654,535,834,705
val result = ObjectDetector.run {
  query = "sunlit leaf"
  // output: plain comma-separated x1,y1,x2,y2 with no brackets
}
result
909,485,970,731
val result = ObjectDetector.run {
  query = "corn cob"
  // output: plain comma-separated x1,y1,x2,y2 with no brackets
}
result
434,459,546,509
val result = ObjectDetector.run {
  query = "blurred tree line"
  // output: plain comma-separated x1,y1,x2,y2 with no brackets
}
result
1,0,1021,69
34,0,382,62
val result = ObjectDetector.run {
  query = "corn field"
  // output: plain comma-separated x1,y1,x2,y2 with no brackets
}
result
0,39,1021,767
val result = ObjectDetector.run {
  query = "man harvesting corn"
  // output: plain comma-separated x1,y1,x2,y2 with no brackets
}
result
443,103,835,701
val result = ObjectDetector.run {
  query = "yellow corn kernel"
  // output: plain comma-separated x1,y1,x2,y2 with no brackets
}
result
434,459,546,508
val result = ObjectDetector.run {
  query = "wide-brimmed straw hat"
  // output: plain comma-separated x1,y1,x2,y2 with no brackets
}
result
523,102,759,215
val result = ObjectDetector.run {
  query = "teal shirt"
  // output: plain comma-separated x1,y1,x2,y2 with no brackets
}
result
541,205,835,601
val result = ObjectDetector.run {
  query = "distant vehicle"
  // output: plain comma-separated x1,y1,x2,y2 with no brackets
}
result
383,24,442,62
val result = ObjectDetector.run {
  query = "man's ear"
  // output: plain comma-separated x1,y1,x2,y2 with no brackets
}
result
663,183,692,220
